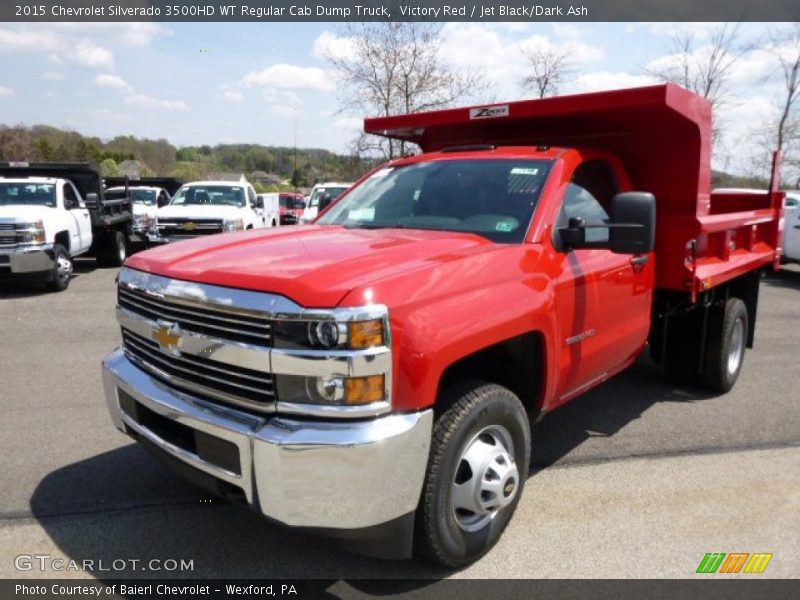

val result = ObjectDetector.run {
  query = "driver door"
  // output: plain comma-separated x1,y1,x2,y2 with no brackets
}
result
552,160,653,402
63,182,91,254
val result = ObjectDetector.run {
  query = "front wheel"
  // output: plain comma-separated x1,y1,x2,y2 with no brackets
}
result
46,244,72,292
415,381,531,568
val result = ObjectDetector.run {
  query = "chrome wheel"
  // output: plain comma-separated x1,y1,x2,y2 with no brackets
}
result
56,253,72,283
451,424,519,532
727,317,745,377
117,236,127,263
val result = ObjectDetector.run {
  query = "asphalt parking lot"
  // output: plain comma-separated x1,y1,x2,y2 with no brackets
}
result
0,261,798,582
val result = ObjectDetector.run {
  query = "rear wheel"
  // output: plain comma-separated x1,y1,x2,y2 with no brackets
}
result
702,298,748,392
97,231,126,268
46,244,72,292
415,381,530,568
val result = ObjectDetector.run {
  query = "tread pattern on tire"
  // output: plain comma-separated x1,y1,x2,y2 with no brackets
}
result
415,380,530,568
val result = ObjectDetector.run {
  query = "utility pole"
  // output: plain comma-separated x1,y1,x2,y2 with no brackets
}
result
293,106,298,193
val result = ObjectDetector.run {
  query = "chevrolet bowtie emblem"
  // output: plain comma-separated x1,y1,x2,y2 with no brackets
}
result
152,322,182,352
182,222,197,231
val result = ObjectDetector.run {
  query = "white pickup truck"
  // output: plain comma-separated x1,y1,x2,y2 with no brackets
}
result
149,180,263,244
104,177,183,248
301,182,352,222
0,162,133,291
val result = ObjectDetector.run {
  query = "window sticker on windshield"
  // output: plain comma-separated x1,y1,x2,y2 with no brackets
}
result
495,220,516,232
371,168,394,179
510,168,539,175
348,208,375,220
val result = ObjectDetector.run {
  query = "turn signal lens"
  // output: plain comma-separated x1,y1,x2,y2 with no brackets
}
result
348,319,384,349
345,375,386,405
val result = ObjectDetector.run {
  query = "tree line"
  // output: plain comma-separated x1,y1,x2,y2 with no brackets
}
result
0,124,372,190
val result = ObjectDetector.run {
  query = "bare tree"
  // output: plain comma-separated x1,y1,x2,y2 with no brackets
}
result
323,23,487,160
647,23,741,109
519,45,574,98
771,26,800,154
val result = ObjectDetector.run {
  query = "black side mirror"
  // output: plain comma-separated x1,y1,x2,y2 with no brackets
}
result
557,192,656,254
158,196,169,207
84,193,98,208
318,193,333,211
608,192,656,254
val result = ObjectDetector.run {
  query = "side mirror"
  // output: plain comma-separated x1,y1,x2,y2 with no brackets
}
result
608,192,656,254
318,193,332,211
557,192,656,254
255,198,264,209
84,193,98,208
158,196,169,207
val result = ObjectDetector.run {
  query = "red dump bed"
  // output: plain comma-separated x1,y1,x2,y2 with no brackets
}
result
364,84,783,294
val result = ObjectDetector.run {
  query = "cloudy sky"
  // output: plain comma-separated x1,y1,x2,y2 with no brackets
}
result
0,22,792,173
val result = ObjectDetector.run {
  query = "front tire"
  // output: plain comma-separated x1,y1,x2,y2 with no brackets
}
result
46,244,72,292
415,381,531,568
702,297,748,392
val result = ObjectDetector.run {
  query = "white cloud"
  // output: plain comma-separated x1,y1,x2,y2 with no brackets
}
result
567,71,659,94
42,71,63,81
50,23,167,46
222,89,243,103
125,93,188,111
0,85,15,98
94,74,130,91
242,64,334,92
333,116,362,130
312,31,357,61
0,28,59,52
67,41,114,69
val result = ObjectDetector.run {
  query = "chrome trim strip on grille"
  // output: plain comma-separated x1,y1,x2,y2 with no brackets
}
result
118,286,272,346
122,332,275,413
117,307,271,374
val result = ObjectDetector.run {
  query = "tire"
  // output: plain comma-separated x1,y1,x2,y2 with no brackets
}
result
702,298,748,393
415,381,531,568
97,231,126,268
46,244,72,292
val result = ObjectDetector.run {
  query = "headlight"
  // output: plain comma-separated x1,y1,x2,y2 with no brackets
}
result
17,221,46,244
223,218,244,232
133,214,153,230
273,318,386,350
276,374,386,406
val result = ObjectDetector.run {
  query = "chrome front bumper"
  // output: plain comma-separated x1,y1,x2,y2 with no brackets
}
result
102,348,433,530
0,245,55,274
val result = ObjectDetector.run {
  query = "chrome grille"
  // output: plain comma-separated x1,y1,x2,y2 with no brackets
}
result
0,223,17,248
118,285,272,347
156,218,223,237
122,329,274,410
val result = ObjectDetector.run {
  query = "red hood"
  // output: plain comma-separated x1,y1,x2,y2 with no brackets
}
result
125,225,496,307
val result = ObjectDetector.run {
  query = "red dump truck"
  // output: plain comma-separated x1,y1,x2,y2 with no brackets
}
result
102,84,783,567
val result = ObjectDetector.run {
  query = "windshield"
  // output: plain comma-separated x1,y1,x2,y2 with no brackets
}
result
108,187,157,205
171,185,245,208
0,182,57,208
318,159,552,243
310,186,348,207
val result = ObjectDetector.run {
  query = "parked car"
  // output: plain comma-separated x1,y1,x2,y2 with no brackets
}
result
148,180,262,244
104,177,183,249
255,193,280,228
783,192,800,262
301,182,352,222
278,192,305,225
1,162,134,291
102,84,783,566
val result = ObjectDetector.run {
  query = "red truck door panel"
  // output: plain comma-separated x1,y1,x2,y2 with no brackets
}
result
552,160,653,401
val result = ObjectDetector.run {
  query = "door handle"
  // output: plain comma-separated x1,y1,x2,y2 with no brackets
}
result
630,255,649,266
